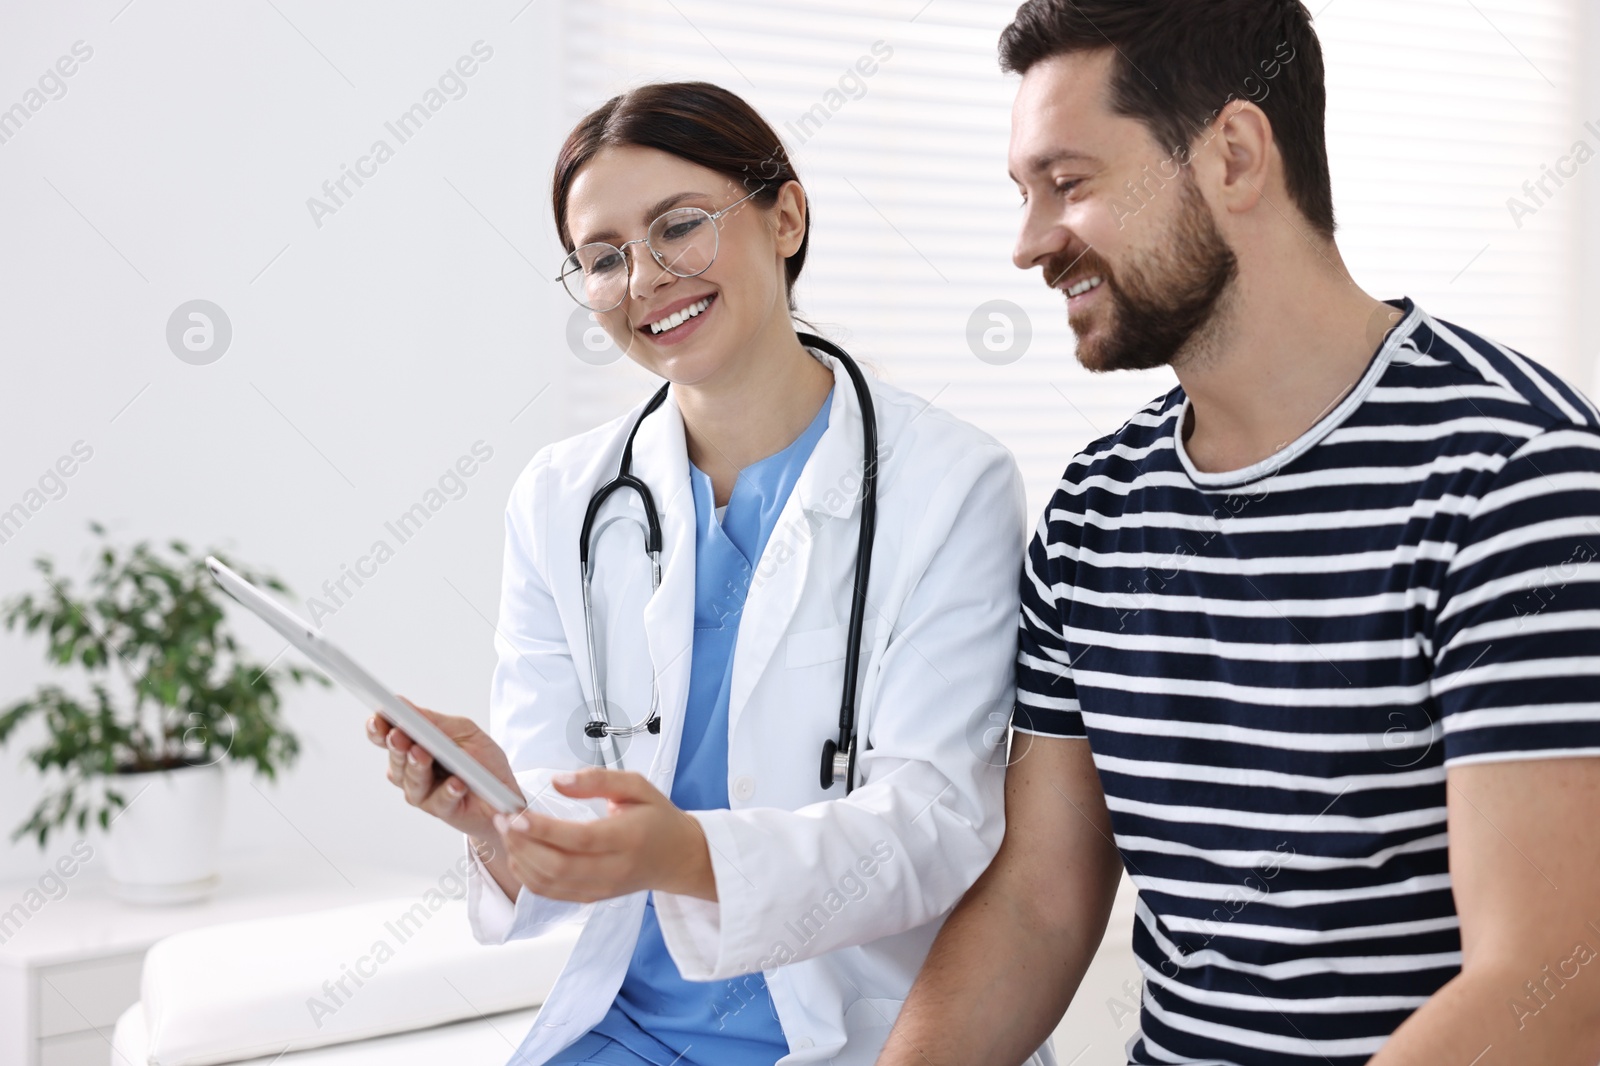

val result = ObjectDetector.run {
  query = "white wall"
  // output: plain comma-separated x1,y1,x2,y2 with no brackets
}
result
0,0,574,884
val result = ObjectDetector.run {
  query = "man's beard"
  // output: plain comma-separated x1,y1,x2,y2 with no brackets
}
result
1053,175,1239,373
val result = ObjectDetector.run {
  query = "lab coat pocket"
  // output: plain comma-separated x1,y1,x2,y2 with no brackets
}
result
835,997,904,1060
786,622,851,669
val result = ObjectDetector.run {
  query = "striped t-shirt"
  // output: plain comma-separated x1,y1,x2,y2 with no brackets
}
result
1014,298,1600,1065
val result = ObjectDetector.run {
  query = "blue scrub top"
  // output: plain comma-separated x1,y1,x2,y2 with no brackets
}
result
589,387,834,1066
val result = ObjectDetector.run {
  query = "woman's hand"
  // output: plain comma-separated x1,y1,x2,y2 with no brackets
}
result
492,768,717,903
367,700,523,845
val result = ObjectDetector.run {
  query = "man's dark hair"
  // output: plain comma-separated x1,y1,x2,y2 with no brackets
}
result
999,0,1335,240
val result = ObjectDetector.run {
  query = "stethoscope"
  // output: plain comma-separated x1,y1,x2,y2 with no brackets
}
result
578,332,878,794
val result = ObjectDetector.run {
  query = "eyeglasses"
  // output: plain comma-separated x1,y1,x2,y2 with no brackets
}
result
557,186,766,313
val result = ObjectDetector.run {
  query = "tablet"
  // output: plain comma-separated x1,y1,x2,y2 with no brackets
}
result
206,556,526,815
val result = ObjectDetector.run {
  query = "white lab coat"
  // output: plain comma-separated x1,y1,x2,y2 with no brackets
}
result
465,349,1053,1066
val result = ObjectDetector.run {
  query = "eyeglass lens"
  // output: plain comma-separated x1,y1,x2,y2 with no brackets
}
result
562,207,720,311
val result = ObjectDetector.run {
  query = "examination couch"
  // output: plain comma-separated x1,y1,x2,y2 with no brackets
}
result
108,895,579,1066
109,877,1141,1065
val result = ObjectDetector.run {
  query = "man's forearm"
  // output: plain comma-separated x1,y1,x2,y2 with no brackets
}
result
877,863,1115,1066
1371,960,1600,1066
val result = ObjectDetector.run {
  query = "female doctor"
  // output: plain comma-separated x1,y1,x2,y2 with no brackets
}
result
368,81,1038,1066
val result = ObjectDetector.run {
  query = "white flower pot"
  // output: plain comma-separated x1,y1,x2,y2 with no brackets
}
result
105,763,226,905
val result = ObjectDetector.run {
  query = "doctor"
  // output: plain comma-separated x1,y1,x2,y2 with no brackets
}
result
368,80,1039,1065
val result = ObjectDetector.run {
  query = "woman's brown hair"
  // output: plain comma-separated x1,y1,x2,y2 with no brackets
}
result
551,81,809,310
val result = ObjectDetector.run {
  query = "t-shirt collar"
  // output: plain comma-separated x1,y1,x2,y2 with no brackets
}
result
1172,296,1421,490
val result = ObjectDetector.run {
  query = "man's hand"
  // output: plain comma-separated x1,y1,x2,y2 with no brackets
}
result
493,768,717,903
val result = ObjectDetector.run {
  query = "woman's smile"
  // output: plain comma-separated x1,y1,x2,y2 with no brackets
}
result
637,292,717,346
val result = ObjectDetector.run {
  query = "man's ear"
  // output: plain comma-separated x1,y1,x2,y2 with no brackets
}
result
1202,99,1273,219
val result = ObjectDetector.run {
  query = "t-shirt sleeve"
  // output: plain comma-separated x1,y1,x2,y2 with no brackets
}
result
1432,426,1600,765
1012,503,1086,738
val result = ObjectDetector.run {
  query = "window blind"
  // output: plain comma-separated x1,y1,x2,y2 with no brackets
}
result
554,0,1582,519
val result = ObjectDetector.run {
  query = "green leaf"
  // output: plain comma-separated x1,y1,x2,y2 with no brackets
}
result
1,530,316,847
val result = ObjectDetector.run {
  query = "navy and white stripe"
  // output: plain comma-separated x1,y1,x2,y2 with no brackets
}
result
1014,298,1600,1065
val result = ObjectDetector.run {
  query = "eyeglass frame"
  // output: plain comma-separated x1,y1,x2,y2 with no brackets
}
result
555,184,768,313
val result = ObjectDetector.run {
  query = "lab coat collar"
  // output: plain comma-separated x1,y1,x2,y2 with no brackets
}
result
727,351,871,734
622,352,871,762
792,349,871,522
626,387,696,780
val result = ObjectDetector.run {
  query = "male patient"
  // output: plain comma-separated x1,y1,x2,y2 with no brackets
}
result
879,2,1600,1064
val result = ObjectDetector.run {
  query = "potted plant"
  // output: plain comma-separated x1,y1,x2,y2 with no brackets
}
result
0,524,324,903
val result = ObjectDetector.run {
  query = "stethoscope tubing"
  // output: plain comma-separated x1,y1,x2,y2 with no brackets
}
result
576,332,877,793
